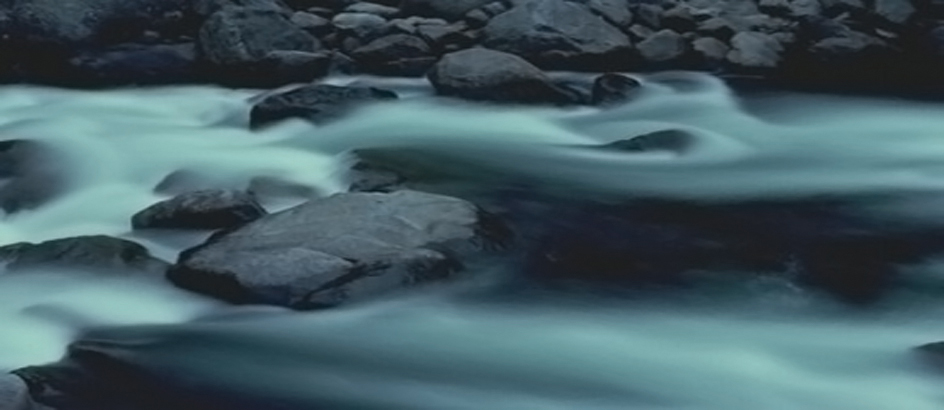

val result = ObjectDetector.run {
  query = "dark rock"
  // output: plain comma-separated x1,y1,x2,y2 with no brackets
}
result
192,0,288,18
67,43,197,86
727,31,784,70
463,8,491,28
331,12,388,41
627,24,654,41
345,2,399,17
198,7,319,67
350,33,434,75
399,0,496,21
346,161,404,192
416,22,471,50
930,25,944,56
167,190,507,308
0,140,65,214
131,190,266,230
249,83,397,128
820,0,864,16
256,50,333,83
809,31,886,60
661,6,699,32
590,73,640,106
427,48,581,104
9,0,189,46
585,0,634,29
0,235,168,274
698,17,739,40
602,129,694,153
692,36,730,66
873,0,915,25
290,11,332,36
482,0,633,70
634,3,662,28
915,341,944,368
637,29,688,63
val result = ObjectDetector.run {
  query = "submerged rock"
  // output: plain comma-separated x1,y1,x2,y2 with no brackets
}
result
0,235,168,274
0,139,65,214
590,73,641,105
427,48,580,104
0,374,40,410
131,190,267,230
168,190,508,308
249,83,398,127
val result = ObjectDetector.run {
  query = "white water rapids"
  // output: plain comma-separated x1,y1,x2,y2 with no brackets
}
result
2,73,944,409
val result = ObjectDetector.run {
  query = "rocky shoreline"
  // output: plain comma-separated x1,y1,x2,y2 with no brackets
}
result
1,0,943,95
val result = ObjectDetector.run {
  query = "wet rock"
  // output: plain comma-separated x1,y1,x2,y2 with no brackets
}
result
131,190,266,231
0,140,65,214
727,31,784,69
873,0,915,25
399,0,496,21
590,73,640,106
249,83,397,127
661,5,699,32
168,190,508,308
698,17,740,40
67,43,197,86
637,29,688,64
0,236,168,274
427,48,581,104
482,0,633,70
692,36,730,66
350,33,434,76
198,7,319,68
290,11,332,36
332,12,388,41
193,0,288,18
8,0,189,46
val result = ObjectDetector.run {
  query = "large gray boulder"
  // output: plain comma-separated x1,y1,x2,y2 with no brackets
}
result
168,190,508,308
427,48,580,104
482,0,632,70
131,190,267,231
198,7,319,67
9,0,188,46
249,83,398,127
398,0,496,21
0,235,168,274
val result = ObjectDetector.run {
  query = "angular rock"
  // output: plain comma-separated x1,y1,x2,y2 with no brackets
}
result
249,83,398,127
290,11,332,36
692,36,730,65
168,190,507,308
634,3,662,28
350,33,434,75
0,235,168,274
192,0,288,18
427,48,580,104
590,73,640,106
67,43,197,86
482,0,633,70
727,31,783,69
416,22,473,51
198,7,319,67
399,0,496,21
131,190,266,230
698,17,740,40
637,29,688,63
332,12,388,41
585,0,634,29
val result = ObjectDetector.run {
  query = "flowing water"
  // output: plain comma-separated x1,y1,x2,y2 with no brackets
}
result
2,72,944,409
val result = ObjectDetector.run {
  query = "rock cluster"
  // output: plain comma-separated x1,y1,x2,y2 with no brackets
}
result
0,0,939,95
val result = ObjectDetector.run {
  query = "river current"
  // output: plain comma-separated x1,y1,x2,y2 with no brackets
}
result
2,72,944,409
